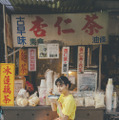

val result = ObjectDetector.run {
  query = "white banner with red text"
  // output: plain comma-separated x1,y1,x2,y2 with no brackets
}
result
11,12,109,47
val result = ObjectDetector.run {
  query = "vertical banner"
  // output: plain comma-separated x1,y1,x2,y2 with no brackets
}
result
0,63,15,106
28,48,36,71
19,49,28,76
62,47,70,74
77,46,85,73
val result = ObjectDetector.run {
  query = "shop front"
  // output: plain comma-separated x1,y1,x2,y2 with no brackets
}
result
0,11,113,120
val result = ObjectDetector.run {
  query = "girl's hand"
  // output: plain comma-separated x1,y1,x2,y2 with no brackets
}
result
49,88,53,95
49,98,57,103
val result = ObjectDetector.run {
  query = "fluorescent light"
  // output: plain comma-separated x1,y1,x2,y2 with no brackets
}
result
0,0,14,11
0,0,11,5
6,6,14,11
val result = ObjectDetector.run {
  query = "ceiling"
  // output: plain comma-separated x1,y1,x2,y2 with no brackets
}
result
0,0,119,14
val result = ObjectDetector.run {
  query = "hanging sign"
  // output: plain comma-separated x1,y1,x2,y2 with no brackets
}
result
0,63,15,106
11,12,109,47
19,49,28,76
77,46,85,73
38,44,59,59
62,47,70,74
28,48,36,71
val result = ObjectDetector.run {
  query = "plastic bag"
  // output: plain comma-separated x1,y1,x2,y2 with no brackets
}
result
15,88,29,107
17,88,29,98
94,91,105,108
75,97,84,106
85,97,95,107
28,92,40,106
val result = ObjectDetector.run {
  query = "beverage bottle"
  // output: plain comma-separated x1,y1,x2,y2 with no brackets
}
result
106,78,113,111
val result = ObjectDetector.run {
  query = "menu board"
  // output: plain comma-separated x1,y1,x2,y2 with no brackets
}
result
77,71,97,93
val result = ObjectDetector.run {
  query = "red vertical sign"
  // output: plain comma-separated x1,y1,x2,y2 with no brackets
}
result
19,49,28,76
62,47,70,74
77,46,85,73
28,48,36,71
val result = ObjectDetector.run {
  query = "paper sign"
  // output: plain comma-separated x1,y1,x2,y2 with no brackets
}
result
0,63,15,106
62,47,70,74
28,48,36,71
19,49,28,75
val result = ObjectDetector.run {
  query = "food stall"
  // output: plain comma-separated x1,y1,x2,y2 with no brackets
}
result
0,11,109,120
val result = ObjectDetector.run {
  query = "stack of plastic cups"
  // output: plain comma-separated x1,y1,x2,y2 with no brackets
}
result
45,70,53,105
106,78,113,111
53,72,59,95
45,70,53,93
39,79,47,105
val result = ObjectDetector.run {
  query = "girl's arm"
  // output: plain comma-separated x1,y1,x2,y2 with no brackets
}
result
56,102,69,120
49,89,57,111
50,98,69,120
50,102,57,111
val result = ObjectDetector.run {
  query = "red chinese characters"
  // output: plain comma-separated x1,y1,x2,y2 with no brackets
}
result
19,49,28,76
54,17,75,35
3,66,12,75
3,76,11,94
82,14,103,35
21,51,27,62
62,47,69,74
21,64,27,74
3,66,12,104
4,76,11,85
29,16,48,37
3,85,11,94
78,47,85,73
3,95,11,104
28,49,36,71
63,49,68,63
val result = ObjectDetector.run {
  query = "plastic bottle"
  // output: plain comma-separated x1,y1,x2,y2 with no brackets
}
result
112,92,117,109
106,78,113,111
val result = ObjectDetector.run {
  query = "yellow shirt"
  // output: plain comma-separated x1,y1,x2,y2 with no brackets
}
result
57,94,76,120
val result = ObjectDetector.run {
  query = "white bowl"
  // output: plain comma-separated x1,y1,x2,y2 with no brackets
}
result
48,95,59,100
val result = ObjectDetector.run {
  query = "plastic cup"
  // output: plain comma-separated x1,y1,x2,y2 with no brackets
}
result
48,95,59,111
40,79,46,87
51,102,57,111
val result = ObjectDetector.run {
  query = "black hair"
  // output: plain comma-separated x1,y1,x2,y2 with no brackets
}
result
55,76,71,89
